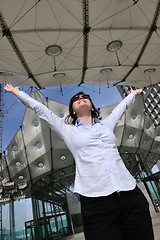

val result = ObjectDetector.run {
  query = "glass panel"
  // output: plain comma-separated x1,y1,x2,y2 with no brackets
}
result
1,199,33,240
38,200,43,218
14,198,33,240
25,220,35,240
1,202,11,240
30,166,77,239
145,181,160,211
66,191,83,234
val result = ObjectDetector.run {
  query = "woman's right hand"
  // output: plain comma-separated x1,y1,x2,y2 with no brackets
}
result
4,84,20,96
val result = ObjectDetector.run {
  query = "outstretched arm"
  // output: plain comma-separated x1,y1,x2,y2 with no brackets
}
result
4,84,66,140
103,88,142,130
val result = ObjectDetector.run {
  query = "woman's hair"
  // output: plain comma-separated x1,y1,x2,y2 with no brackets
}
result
65,91,101,125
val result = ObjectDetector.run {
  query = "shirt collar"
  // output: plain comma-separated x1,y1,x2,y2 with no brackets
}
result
75,118,101,127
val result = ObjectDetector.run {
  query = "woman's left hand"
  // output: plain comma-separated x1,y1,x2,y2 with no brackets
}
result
130,88,143,95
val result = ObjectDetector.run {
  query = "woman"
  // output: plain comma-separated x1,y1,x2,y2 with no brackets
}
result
4,84,154,240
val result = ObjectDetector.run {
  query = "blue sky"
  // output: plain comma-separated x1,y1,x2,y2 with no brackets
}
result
3,84,122,151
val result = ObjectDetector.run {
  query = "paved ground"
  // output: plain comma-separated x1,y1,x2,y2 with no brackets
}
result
65,212,160,240
152,212,160,240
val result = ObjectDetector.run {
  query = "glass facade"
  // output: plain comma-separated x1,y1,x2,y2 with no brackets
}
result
0,198,33,240
27,165,82,240
121,153,160,211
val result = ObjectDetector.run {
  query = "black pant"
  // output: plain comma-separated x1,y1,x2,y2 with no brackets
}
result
80,186,154,240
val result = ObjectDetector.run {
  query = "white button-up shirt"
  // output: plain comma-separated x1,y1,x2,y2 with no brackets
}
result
18,91,136,197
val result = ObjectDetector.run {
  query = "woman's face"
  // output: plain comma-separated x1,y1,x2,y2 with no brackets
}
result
72,94,92,115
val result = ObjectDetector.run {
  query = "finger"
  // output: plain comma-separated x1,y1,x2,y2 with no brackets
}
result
6,85,10,89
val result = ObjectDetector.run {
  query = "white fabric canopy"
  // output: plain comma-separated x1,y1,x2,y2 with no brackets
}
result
0,0,160,88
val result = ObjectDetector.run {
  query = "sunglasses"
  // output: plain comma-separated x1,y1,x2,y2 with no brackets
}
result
72,94,91,103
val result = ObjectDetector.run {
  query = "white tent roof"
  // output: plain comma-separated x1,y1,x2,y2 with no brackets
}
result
0,0,160,88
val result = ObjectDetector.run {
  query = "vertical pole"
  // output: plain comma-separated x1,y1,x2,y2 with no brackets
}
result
31,194,41,240
0,203,2,240
41,199,49,240
0,84,3,157
0,84,4,239
9,199,15,240
11,200,15,240
25,222,28,240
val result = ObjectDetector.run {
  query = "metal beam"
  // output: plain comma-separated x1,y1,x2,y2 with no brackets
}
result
114,0,160,86
0,12,42,89
79,0,90,86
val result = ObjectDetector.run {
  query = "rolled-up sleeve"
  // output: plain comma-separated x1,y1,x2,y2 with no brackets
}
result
17,91,66,140
102,93,135,130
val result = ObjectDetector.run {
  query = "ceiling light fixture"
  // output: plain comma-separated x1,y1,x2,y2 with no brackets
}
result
144,68,156,74
16,162,21,167
100,68,112,74
53,73,65,78
38,162,44,168
36,143,42,149
128,134,134,139
0,71,13,76
12,145,18,151
61,155,66,161
46,45,62,56
107,40,122,52
18,176,24,180
33,121,39,127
